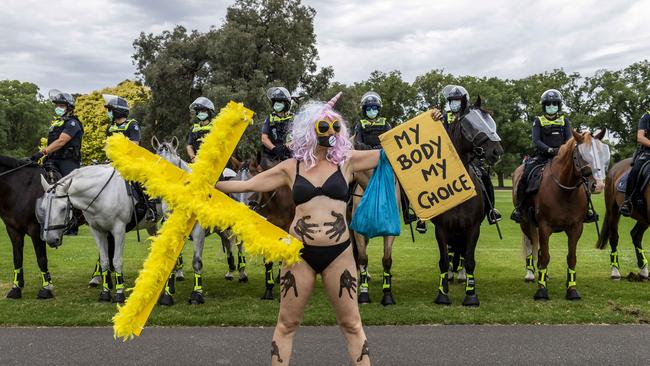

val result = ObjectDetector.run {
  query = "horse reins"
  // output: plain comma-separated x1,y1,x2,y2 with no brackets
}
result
548,144,591,191
0,161,33,178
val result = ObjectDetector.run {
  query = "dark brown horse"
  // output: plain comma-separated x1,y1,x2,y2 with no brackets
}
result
432,99,504,306
236,156,295,300
512,130,609,300
597,158,649,280
0,156,57,299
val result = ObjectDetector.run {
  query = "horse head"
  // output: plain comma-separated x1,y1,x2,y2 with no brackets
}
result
38,175,73,248
453,96,504,165
154,136,189,172
571,128,610,194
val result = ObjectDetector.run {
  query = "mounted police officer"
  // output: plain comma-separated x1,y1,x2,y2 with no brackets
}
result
103,94,155,221
438,85,500,225
354,91,391,150
620,109,650,216
186,96,216,162
261,86,293,169
511,89,596,223
31,89,84,178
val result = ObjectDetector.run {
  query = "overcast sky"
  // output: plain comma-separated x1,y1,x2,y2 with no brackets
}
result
1,0,649,95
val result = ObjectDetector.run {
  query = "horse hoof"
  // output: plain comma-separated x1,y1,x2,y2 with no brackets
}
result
113,292,126,304
88,276,101,288
37,288,54,299
224,274,234,281
611,267,621,280
6,287,22,299
524,270,536,283
565,288,582,301
175,271,185,281
434,293,451,305
238,276,249,283
158,293,174,306
638,266,649,281
358,292,371,304
533,287,549,301
261,287,274,300
99,290,112,302
462,294,480,307
381,292,395,306
188,291,205,305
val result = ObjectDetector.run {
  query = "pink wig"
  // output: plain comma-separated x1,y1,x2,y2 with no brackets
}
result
289,92,352,170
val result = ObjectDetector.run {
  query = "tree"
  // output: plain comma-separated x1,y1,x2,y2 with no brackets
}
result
74,80,149,163
0,80,51,157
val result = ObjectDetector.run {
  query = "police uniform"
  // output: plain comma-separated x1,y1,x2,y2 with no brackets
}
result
187,120,213,154
46,115,84,176
622,111,650,211
354,117,391,150
106,119,141,142
261,112,293,166
442,112,457,132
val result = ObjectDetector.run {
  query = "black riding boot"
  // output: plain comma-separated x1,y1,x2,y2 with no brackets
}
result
621,166,639,217
510,178,527,223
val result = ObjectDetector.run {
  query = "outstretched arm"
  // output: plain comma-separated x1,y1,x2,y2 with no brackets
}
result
349,149,381,172
216,159,291,193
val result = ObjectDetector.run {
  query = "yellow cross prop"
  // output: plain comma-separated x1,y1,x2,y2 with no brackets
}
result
106,101,303,340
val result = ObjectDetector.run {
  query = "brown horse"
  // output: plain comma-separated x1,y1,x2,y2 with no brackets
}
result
512,129,608,300
596,158,649,280
238,156,295,300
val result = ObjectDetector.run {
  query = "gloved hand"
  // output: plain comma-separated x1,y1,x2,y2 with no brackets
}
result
30,150,45,162
547,147,559,155
272,145,291,159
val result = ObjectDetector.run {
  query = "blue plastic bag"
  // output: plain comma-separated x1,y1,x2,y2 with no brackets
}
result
350,150,401,238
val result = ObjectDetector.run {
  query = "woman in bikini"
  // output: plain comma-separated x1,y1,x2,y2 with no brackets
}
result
217,92,379,365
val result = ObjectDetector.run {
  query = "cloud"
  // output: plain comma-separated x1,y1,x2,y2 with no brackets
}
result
1,0,649,95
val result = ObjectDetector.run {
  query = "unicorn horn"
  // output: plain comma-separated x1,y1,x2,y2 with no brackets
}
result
327,92,343,108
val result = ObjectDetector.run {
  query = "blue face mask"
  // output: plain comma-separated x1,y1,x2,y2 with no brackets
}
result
273,102,285,113
107,111,114,121
449,100,461,113
197,112,209,121
54,107,66,117
366,108,379,119
545,105,559,115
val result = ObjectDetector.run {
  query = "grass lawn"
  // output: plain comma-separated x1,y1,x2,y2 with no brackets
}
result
1,190,649,327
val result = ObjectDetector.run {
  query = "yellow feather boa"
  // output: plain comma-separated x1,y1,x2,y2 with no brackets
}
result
106,101,302,340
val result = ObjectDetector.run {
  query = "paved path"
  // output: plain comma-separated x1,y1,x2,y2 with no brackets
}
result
0,325,649,365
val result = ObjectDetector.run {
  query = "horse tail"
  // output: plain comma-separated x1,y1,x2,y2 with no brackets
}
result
596,171,618,250
520,224,539,262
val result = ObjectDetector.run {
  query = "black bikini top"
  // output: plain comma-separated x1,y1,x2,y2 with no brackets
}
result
292,160,349,205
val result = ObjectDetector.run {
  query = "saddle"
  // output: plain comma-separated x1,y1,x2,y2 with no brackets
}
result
524,163,546,195
617,160,650,195
125,181,158,231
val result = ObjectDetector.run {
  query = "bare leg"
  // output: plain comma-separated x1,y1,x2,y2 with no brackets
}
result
321,246,370,365
271,261,316,365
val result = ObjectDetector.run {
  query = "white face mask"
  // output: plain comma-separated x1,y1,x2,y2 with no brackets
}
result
366,109,379,119
545,105,559,115
54,107,66,117
273,102,285,112
197,112,209,121
449,100,461,112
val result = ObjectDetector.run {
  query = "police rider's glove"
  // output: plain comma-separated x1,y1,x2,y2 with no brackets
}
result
548,147,559,155
30,150,46,162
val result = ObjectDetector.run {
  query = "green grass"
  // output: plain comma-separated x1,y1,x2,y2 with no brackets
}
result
1,190,650,326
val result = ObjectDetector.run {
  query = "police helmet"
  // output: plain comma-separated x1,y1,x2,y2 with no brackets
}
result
360,91,382,110
540,89,563,107
49,89,75,108
266,86,292,108
442,85,470,102
103,94,130,119
189,97,216,115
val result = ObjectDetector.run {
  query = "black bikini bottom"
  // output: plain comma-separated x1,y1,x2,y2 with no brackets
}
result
300,239,351,274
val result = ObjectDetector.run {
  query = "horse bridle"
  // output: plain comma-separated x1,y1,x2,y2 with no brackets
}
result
549,143,592,191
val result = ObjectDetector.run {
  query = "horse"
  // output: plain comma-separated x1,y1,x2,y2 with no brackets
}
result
512,129,609,300
0,156,57,299
597,157,649,280
431,98,504,307
351,169,399,305
38,164,160,303
244,155,295,300
153,138,247,306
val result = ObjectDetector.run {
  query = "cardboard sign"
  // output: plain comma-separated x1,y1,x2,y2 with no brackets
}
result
380,111,476,220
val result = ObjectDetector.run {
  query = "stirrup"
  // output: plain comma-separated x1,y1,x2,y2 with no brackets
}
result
620,201,633,217
510,209,522,223
487,209,502,225
415,221,427,234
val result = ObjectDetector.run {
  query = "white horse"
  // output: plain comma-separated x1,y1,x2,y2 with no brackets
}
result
38,164,159,303
152,138,248,306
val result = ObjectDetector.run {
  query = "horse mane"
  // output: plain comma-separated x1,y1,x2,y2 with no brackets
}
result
0,155,26,170
556,137,577,161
